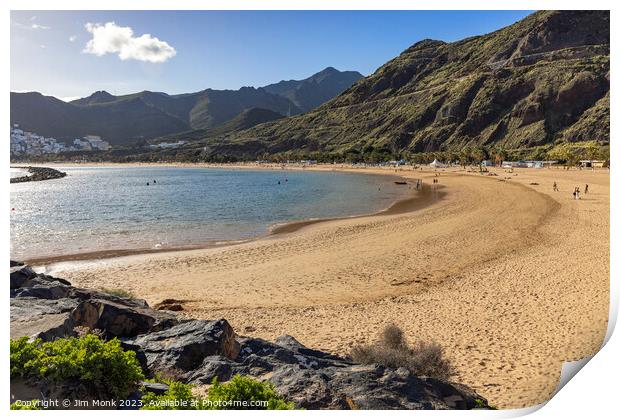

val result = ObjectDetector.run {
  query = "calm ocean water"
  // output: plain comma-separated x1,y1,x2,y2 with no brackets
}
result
10,166,407,260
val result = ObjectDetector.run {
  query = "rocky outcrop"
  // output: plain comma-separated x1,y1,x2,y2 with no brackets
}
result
70,299,178,339
126,319,240,376
270,364,485,409
9,264,492,410
10,166,67,183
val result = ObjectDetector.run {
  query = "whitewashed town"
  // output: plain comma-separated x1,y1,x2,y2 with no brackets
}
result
10,124,111,156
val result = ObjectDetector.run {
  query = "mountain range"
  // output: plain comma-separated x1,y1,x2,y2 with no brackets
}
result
209,10,609,158
10,11,609,159
10,67,363,145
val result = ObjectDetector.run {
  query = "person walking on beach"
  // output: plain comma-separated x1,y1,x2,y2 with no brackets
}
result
553,182,558,192
585,184,589,194
573,187,577,200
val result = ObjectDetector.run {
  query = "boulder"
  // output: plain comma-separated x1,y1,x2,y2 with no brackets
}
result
154,299,186,311
10,265,37,289
187,355,236,384
70,299,179,339
12,281,72,300
10,297,80,340
269,364,490,410
126,319,239,376
187,335,350,385
140,381,170,396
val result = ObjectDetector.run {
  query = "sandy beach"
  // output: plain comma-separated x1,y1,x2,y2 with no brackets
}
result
43,164,610,409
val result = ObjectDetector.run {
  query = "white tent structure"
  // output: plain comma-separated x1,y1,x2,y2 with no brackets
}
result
429,159,444,168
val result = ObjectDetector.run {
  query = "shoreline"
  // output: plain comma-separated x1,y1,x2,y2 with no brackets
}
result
19,166,437,266
44,166,609,409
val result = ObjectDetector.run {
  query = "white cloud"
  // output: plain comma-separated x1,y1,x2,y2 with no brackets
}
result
69,35,77,42
12,20,50,30
40,44,46,49
83,22,176,63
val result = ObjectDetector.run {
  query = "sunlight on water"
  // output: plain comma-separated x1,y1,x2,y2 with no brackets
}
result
10,166,406,260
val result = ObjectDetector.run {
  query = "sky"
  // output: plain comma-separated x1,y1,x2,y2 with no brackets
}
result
11,10,533,101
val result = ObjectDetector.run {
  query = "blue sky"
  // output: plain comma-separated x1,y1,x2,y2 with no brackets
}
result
11,10,533,101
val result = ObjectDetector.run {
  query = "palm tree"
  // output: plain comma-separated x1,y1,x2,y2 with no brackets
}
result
493,146,506,167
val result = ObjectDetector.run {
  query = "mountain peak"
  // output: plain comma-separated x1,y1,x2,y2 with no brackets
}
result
72,90,116,105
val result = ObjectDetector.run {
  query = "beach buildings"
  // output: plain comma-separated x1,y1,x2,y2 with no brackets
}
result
579,160,606,168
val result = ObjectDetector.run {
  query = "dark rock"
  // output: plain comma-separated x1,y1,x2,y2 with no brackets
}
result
140,381,170,396
154,299,185,311
187,335,350,385
126,319,240,376
69,288,149,308
10,265,37,289
187,355,236,384
10,166,67,184
269,364,490,410
10,260,25,267
12,281,72,299
70,299,179,339
10,297,80,340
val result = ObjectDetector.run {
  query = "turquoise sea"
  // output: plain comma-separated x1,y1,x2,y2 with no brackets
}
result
10,166,407,260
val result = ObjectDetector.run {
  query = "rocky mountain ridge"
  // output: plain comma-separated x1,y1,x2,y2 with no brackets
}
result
213,11,609,158
10,67,363,146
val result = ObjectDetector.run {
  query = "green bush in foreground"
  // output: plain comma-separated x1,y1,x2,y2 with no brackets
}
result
10,334,144,398
10,400,41,410
207,375,295,410
141,375,295,410
142,381,200,410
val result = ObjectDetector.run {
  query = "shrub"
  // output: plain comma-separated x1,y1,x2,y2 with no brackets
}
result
207,375,295,410
10,334,144,398
101,288,136,299
10,400,41,410
350,324,455,379
141,381,202,410
141,376,295,410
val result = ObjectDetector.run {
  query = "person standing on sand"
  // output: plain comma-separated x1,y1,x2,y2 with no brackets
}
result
585,184,589,194
553,182,558,192
573,188,577,200
576,187,581,200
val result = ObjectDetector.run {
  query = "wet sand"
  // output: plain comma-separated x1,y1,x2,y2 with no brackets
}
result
43,165,610,409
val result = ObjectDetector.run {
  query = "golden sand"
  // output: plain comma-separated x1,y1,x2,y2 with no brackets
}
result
46,165,609,408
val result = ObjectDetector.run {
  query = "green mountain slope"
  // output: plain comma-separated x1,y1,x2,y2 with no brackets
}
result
220,11,609,158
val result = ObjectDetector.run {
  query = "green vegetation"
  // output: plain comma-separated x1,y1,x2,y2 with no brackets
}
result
10,335,144,398
101,287,136,299
206,375,296,410
10,334,295,410
546,140,610,165
351,324,455,380
141,381,202,410
141,375,295,410
10,400,42,410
